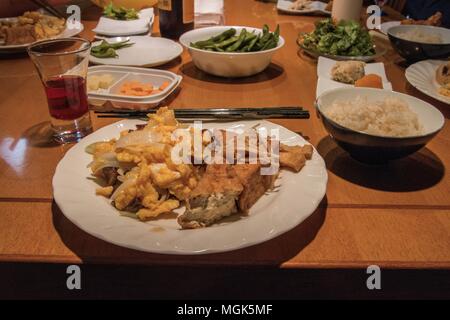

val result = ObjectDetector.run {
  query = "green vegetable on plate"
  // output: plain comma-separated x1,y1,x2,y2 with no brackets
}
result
90,39,134,58
103,2,139,20
300,18,375,57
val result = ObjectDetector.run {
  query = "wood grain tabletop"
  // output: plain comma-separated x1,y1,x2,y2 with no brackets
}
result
0,0,449,272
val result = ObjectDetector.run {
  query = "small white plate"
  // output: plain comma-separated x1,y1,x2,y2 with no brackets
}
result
53,120,328,255
89,36,183,67
316,56,392,97
380,21,401,35
277,0,331,15
92,8,154,36
0,18,84,52
406,59,450,105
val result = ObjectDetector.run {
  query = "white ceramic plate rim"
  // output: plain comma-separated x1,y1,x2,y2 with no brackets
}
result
380,21,401,36
406,59,450,105
53,120,328,255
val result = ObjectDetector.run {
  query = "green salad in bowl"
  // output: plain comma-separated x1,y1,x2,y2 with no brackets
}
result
298,19,384,61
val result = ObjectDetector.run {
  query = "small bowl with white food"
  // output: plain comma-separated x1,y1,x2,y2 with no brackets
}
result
316,87,444,164
179,25,284,78
388,25,450,63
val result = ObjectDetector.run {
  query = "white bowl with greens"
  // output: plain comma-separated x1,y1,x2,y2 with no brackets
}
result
179,25,285,77
298,19,386,62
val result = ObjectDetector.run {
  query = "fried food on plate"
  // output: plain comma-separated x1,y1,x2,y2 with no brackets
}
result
0,11,65,45
401,12,442,27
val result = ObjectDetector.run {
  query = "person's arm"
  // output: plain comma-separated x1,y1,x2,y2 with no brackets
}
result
0,0,72,18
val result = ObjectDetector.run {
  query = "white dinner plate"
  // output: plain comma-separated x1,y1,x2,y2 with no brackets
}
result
277,0,331,15
316,56,393,97
406,59,450,105
0,18,84,53
53,120,328,255
89,36,183,67
379,21,401,35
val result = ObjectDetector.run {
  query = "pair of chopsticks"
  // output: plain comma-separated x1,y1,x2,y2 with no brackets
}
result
30,0,65,19
95,107,310,120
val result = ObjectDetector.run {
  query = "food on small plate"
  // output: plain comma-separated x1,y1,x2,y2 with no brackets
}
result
331,61,365,84
190,24,280,52
87,74,114,91
87,107,312,228
0,11,65,45
396,28,442,44
119,80,170,96
90,39,134,58
438,83,450,98
436,61,450,97
299,18,375,56
355,74,383,89
436,61,450,85
103,2,139,20
290,0,313,10
323,96,423,137
401,12,442,27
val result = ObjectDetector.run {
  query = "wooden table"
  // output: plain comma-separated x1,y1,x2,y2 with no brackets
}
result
0,1,449,299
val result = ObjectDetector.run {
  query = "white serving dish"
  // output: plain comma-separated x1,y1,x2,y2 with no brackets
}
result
316,56,393,97
277,0,331,15
179,26,285,78
92,8,154,36
87,65,182,110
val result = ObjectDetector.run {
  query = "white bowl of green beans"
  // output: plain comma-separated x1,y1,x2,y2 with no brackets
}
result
179,25,284,78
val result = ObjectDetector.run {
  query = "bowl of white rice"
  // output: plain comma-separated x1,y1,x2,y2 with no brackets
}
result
388,25,450,63
316,88,444,163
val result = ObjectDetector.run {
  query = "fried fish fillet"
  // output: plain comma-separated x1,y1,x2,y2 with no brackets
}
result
178,165,243,229
178,163,279,229
233,164,278,212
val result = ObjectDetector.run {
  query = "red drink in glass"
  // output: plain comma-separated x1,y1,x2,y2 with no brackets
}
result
44,75,89,120
28,38,92,143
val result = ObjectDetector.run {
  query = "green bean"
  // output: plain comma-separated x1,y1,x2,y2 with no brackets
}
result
210,36,239,49
246,35,259,51
226,29,247,52
193,28,236,48
190,25,280,52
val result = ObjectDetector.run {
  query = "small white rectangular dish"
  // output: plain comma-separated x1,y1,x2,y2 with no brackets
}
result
87,65,182,110
316,56,393,98
277,0,331,15
92,8,154,36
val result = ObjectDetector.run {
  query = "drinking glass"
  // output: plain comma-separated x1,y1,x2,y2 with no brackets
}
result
27,38,93,144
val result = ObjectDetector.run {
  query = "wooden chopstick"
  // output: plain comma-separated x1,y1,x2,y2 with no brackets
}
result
95,107,304,114
30,0,66,19
96,113,310,119
94,107,310,120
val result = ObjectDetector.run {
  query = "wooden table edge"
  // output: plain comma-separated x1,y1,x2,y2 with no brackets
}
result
1,254,449,270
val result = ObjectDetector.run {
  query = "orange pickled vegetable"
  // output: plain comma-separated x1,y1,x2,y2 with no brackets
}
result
159,81,170,91
354,74,383,89
119,80,155,96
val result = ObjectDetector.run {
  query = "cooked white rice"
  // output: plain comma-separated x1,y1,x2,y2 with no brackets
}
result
324,96,423,137
396,29,442,44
